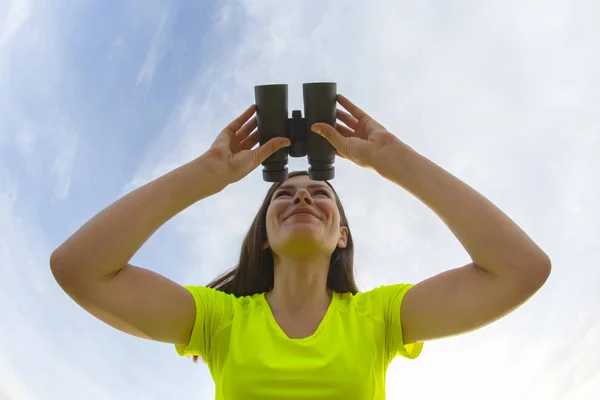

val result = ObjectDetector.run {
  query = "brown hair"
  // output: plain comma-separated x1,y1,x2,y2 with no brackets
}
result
192,170,358,362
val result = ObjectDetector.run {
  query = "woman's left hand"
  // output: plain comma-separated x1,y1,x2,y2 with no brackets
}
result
311,94,406,172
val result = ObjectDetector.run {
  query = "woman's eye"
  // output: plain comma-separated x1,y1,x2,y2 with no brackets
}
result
275,190,329,198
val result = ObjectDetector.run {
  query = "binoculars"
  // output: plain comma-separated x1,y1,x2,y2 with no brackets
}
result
254,82,337,182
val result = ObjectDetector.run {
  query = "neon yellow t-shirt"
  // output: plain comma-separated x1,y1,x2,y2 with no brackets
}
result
175,283,423,399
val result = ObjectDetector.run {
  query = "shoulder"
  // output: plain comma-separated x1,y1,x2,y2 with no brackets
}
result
183,285,233,302
336,284,415,318
183,285,264,312
339,283,415,303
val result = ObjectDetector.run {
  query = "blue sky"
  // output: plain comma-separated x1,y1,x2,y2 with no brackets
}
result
1,0,599,399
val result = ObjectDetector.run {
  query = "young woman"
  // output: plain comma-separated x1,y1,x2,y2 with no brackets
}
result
50,94,551,399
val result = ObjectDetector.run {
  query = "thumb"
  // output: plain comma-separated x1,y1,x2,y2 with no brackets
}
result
312,123,346,155
254,137,291,165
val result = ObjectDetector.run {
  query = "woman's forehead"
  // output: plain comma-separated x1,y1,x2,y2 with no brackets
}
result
277,175,330,190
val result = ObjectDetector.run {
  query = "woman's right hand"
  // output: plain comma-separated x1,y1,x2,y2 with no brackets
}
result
202,104,292,185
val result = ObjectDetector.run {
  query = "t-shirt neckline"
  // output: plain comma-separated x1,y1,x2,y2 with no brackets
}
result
260,291,338,342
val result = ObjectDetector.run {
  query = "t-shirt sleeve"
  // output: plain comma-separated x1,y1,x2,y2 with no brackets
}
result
372,283,424,361
174,285,234,359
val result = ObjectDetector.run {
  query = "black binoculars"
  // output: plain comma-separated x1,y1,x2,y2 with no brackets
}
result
254,82,337,182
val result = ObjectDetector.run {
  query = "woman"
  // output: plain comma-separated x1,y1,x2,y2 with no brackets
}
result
50,94,551,399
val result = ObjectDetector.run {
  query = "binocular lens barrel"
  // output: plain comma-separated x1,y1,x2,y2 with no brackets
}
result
254,82,337,182
254,84,289,182
303,82,337,181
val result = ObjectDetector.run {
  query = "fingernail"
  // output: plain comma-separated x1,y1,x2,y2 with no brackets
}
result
312,125,321,134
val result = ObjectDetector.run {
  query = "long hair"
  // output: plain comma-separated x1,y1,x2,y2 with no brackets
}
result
192,170,358,362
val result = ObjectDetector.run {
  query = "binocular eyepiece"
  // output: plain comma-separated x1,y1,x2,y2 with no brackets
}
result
254,82,337,182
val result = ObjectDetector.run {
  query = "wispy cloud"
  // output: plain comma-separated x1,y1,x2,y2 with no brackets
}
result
0,0,32,49
128,0,599,398
0,0,82,199
49,125,79,199
135,4,177,95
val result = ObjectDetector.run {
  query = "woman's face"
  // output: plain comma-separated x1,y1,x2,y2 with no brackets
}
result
264,175,347,257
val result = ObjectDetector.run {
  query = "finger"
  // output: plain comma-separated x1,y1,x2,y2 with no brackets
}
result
240,130,259,151
336,109,358,130
335,122,354,138
254,137,291,165
226,104,256,133
337,94,369,120
311,123,347,156
236,116,257,141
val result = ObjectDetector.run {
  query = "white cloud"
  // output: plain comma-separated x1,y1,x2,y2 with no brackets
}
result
0,0,83,200
126,0,599,398
0,0,32,49
49,125,79,199
1,0,598,398
135,3,177,94
0,354,31,400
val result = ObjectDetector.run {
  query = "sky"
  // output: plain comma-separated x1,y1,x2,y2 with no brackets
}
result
1,0,599,399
